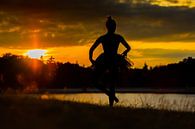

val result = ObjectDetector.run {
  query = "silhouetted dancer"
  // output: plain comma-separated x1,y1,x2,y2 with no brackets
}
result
89,16,131,107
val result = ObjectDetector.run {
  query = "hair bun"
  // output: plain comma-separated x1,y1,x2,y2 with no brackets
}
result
107,16,112,20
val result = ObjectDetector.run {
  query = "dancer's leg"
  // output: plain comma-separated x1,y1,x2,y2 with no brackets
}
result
93,69,110,97
109,68,119,105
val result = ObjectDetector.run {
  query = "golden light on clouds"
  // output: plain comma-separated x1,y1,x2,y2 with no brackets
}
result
125,41,195,67
151,0,195,8
118,0,195,7
131,41,195,50
0,0,195,68
46,46,91,66
1,39,195,68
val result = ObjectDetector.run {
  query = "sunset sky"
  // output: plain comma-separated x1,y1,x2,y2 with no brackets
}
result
0,0,195,68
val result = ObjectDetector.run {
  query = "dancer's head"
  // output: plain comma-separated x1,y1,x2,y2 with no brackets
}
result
106,16,116,33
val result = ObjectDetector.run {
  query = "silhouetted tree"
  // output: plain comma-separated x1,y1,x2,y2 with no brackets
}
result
0,53,195,93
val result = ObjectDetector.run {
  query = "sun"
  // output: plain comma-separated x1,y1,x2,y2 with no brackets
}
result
26,49,47,59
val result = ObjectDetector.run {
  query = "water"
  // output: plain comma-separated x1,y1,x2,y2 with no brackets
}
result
39,93,195,112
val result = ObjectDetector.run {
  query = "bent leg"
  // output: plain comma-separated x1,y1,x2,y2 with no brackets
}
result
92,68,110,97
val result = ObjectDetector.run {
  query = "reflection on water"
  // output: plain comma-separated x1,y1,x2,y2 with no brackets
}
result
40,93,195,112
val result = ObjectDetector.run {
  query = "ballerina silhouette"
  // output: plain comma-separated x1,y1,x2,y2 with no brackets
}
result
89,16,131,107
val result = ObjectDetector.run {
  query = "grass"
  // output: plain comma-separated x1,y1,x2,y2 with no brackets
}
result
0,95,195,129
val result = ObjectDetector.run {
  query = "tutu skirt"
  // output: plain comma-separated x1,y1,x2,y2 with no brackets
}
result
93,53,132,71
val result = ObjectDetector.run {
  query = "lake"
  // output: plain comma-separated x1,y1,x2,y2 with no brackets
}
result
39,93,195,112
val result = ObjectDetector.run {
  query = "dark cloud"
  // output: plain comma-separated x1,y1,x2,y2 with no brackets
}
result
0,0,195,48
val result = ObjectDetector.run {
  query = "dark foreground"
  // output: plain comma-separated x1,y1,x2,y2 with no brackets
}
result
0,95,195,129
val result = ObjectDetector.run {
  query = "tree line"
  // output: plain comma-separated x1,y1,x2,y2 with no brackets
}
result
0,53,194,92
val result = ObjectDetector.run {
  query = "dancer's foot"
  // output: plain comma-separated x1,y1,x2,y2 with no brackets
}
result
114,96,119,103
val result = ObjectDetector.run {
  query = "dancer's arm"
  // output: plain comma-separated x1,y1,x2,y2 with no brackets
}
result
121,37,131,56
89,38,101,64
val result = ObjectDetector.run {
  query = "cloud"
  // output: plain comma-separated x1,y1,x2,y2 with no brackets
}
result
0,0,195,48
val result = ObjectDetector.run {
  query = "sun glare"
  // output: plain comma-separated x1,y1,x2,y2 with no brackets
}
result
26,49,47,59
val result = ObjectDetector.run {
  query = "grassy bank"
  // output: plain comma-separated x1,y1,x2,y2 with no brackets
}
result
0,95,195,129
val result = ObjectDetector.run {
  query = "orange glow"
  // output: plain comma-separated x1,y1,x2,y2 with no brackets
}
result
1,40,195,68
26,49,47,59
130,41,195,50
